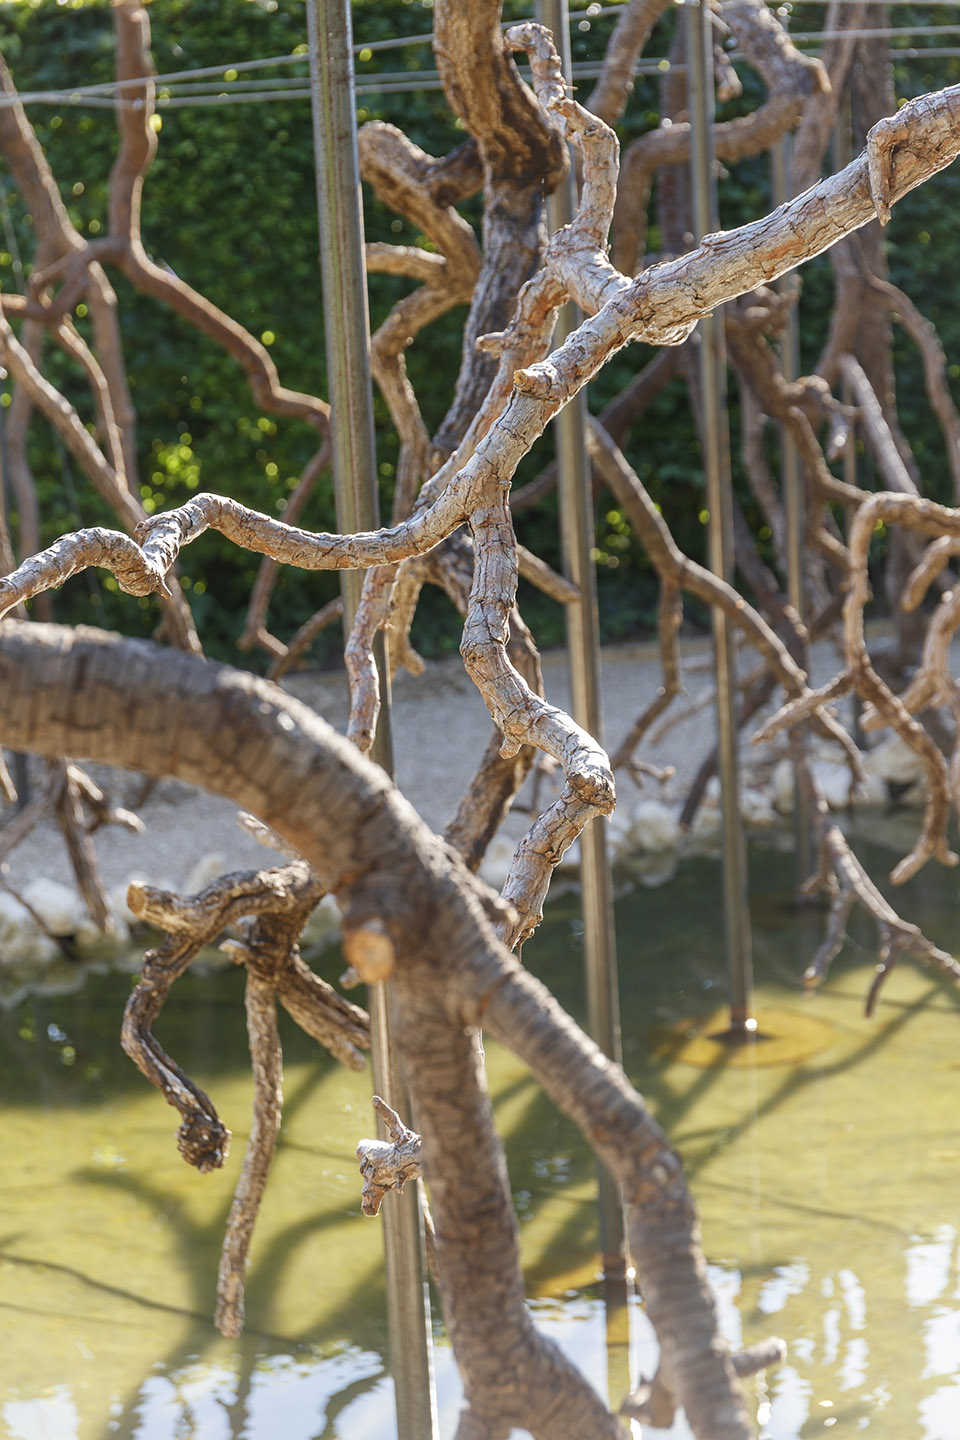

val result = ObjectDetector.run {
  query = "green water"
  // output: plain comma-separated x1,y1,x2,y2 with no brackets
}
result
2,840,959,1439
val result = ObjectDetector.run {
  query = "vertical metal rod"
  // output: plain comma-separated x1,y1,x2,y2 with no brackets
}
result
686,0,755,1035
0,173,33,809
770,142,804,618
536,0,626,1289
0,393,12,582
832,100,856,497
0,393,30,811
771,136,813,883
833,98,863,747
306,6,437,1438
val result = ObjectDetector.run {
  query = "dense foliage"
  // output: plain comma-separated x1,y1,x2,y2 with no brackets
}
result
1,0,959,659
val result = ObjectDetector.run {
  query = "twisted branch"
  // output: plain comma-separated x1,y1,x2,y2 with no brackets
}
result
121,861,369,1337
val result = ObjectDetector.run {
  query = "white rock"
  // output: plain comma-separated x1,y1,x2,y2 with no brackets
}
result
688,802,722,842
181,852,227,895
301,892,341,949
771,758,796,815
811,759,852,812
862,733,928,801
75,911,130,956
0,891,59,967
632,851,680,888
740,787,777,829
31,934,62,967
850,771,887,809
604,808,635,860
628,799,682,854
479,835,518,890
109,878,144,928
20,878,86,937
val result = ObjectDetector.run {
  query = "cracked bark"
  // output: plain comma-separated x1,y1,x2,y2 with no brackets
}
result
5,5,960,1426
0,619,759,1438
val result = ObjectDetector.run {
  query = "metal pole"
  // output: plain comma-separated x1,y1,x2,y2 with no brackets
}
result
536,0,626,1288
0,183,31,810
686,0,755,1036
0,390,29,811
833,98,863,748
771,136,813,883
537,0,630,1390
306,6,437,1438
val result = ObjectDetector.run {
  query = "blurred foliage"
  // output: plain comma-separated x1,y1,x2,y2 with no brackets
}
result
0,0,959,663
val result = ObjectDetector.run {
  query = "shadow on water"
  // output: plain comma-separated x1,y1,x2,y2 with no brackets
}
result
2,832,960,1437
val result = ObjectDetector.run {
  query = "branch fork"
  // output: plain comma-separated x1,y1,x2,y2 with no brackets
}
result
121,862,369,1337
357,1095,424,1217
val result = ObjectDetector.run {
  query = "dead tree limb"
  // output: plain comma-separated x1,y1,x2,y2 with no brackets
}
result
121,861,369,1338
843,492,960,881
612,0,829,273
793,747,960,1011
6,65,960,933
0,619,763,1439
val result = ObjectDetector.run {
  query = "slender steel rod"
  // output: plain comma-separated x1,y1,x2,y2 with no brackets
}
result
771,135,814,883
686,0,755,1034
0,399,30,810
0,194,31,811
536,0,626,1287
306,5,437,1437
833,99,864,748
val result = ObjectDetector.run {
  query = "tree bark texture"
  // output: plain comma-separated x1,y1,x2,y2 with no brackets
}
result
0,620,758,1438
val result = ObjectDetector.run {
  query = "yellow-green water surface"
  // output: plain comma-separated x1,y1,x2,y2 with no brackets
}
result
2,840,959,1438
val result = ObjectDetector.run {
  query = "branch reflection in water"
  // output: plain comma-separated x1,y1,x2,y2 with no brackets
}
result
2,835,960,1438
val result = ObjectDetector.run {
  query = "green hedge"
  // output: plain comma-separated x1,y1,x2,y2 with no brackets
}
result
1,0,959,660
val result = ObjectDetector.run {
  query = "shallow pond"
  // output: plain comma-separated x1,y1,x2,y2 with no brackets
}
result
2,837,959,1438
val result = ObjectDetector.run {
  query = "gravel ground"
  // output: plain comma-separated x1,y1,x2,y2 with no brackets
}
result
0,634,852,902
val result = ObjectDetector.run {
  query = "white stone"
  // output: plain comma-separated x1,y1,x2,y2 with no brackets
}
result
479,835,518,890
20,877,86,937
688,802,722,842
181,852,227,895
302,892,341,949
0,891,59,967
109,878,144,928
631,851,680,888
811,759,852,812
850,771,887,809
75,911,130,955
740,787,777,829
862,733,928,802
628,799,682,854
604,808,635,859
771,758,796,815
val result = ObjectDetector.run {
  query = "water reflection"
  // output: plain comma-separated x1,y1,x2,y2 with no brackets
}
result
4,1387,79,1440
2,841,960,1437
